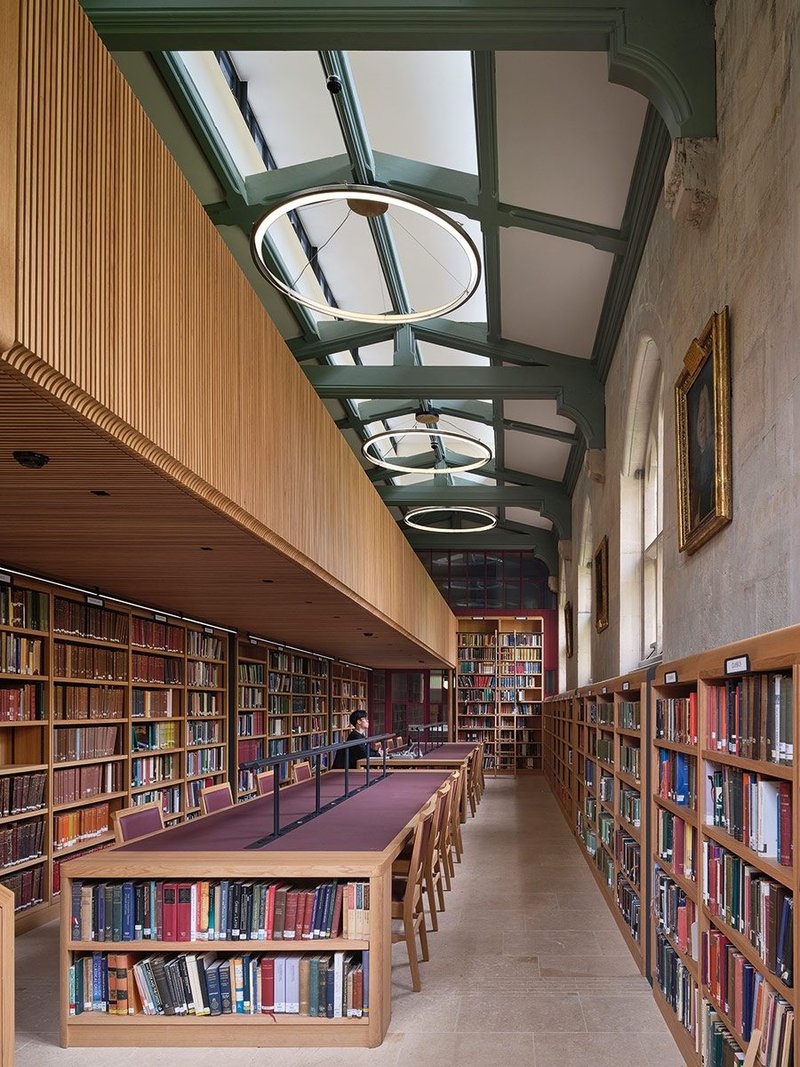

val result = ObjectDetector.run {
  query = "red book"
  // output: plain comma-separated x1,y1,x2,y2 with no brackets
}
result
293,891,307,941
155,882,164,941
284,889,300,939
689,691,698,745
162,883,177,942
302,890,315,939
330,884,344,939
778,782,792,866
260,957,275,1013
176,882,193,941
266,882,281,940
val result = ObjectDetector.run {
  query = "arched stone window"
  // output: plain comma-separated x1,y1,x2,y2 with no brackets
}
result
577,497,593,686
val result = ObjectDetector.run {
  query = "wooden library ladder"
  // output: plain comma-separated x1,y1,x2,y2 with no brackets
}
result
0,884,14,1066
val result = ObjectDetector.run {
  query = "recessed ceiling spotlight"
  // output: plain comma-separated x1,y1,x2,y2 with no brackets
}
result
90,490,110,496
262,579,274,584
363,632,374,637
200,546,213,552
12,450,50,469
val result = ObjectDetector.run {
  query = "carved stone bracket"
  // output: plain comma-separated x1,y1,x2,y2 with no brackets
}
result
584,449,606,484
664,138,718,229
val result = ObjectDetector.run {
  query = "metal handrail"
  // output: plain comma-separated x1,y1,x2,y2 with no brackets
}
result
407,721,449,755
242,732,393,849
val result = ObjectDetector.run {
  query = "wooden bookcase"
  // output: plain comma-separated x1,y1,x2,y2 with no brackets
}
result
330,664,370,746
234,638,330,802
0,573,228,934
456,617,544,776
543,693,574,821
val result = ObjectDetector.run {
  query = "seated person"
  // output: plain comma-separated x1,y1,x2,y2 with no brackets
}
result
332,709,381,769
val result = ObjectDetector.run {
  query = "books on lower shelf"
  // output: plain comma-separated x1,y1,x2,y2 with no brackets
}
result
54,725,119,761
0,770,46,815
0,815,45,867
654,864,698,959
54,802,110,851
70,879,370,943
656,809,697,881
0,682,44,720
53,763,122,805
657,749,696,806
656,695,698,746
706,673,794,766
656,930,698,1035
55,684,124,720
0,633,44,675
54,642,127,681
704,761,792,866
69,949,370,1018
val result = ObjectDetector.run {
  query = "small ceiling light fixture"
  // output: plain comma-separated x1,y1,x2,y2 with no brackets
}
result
90,490,110,496
12,450,50,469
250,184,481,325
362,408,492,475
404,506,498,534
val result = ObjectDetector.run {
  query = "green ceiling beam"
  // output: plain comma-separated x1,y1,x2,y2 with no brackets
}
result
472,51,501,340
364,458,563,496
404,524,558,573
305,364,604,446
84,0,716,138
288,321,396,361
379,484,569,538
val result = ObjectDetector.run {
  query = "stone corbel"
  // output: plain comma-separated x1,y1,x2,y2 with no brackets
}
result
584,449,606,484
558,539,572,562
664,138,717,229
547,576,559,595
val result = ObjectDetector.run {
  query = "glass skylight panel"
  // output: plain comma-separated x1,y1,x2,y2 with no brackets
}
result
504,399,576,434
176,52,267,179
417,340,490,367
506,507,554,531
328,351,357,366
353,341,395,367
228,51,346,167
348,51,478,174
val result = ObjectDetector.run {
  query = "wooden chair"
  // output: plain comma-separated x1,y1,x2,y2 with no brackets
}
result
438,775,458,893
448,767,465,867
744,1030,762,1067
256,770,276,796
475,741,486,801
465,751,479,818
292,760,312,784
199,782,233,815
394,781,451,931
112,801,164,845
391,798,436,991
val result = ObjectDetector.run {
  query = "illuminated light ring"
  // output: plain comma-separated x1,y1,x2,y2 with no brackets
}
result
404,507,498,534
250,184,482,325
362,428,493,474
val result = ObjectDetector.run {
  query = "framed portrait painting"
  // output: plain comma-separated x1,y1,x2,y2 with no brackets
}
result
675,308,731,554
564,601,574,659
593,537,609,633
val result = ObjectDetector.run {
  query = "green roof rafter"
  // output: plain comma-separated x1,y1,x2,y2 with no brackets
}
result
379,484,569,539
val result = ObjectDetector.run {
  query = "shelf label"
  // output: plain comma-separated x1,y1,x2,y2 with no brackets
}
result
601,686,607,694
86,595,104,607
204,625,214,635
664,670,678,684
725,654,750,675
622,681,630,691
153,613,167,623
0,572,10,584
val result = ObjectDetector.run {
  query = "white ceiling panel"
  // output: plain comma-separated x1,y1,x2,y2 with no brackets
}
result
500,228,613,358
503,399,576,433
417,341,490,367
349,52,478,174
229,51,345,166
505,507,554,531
496,52,648,228
504,429,572,480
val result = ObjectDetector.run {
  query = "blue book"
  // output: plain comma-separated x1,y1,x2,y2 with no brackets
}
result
325,965,334,1018
71,880,82,940
122,882,136,940
218,959,233,1014
309,956,320,1017
220,880,229,940
205,960,223,1015
674,753,688,805
95,885,105,942
741,963,754,1040
777,894,791,982
92,952,105,1012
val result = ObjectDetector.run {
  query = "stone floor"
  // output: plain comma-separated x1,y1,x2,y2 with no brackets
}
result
15,775,685,1066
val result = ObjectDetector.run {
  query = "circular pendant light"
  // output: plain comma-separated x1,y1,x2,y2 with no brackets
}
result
404,507,498,533
250,184,481,325
362,428,493,475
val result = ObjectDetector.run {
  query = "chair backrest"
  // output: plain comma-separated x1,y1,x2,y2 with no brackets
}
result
449,768,464,835
431,781,451,863
393,735,405,751
292,760,312,783
256,770,276,796
401,798,436,914
200,782,233,815
113,802,164,844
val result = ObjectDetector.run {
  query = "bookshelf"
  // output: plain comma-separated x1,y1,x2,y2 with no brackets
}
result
0,573,229,934
234,638,330,801
330,664,370,747
456,617,544,776
543,693,574,822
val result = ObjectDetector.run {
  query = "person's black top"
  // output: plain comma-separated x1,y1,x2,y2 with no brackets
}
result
332,729,370,769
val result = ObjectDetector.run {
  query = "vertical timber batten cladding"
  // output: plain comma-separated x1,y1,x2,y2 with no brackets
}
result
0,0,456,667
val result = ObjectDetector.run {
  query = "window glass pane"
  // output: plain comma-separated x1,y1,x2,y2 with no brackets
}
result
522,584,536,609
486,552,503,581
391,673,409,701
486,580,503,609
430,552,448,580
520,552,537,579
407,673,424,702
504,582,521,609
504,553,521,581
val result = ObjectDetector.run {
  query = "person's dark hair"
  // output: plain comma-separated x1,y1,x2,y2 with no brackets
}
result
349,709,368,729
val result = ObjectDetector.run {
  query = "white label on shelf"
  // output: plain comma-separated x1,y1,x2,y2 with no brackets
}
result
154,613,167,623
664,670,678,684
601,686,607,694
725,654,750,675
86,595,104,607
204,625,214,634
0,572,10,584
622,681,630,691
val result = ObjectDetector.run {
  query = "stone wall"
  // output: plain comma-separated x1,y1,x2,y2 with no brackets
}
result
564,0,800,685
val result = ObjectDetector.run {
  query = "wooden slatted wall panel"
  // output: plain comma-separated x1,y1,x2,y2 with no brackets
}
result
2,0,456,666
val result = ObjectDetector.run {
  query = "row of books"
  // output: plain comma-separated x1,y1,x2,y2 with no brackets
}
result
131,688,175,718
53,762,122,805
616,874,640,941
186,721,221,745
620,742,640,780
131,754,175,786
657,749,696,806
186,662,221,689
330,681,367,698
614,829,640,886
54,643,127,681
706,673,794,766
134,786,181,814
130,618,184,654
703,929,794,1048
54,725,118,761
70,950,369,1018
54,599,127,644
654,865,698,958
655,931,697,1035
72,879,370,943
497,632,542,646
132,722,178,752
0,633,44,675
701,999,793,1067
56,684,124,720
499,645,541,660
237,686,264,710
187,632,223,659
458,633,494,647
656,809,697,880
0,587,48,631
619,786,641,828
0,816,44,867
456,660,495,674
0,771,46,816
705,764,792,865
187,748,223,775
589,702,614,725
619,700,641,730
459,688,495,701
0,861,44,912
131,653,182,685
703,842,793,985
0,681,44,720
53,802,110,851
189,691,218,716
656,695,698,746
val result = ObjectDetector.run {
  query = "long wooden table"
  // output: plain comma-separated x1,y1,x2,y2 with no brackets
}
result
60,769,452,1049
360,742,479,821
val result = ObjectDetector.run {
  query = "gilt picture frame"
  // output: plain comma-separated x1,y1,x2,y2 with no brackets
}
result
593,536,609,633
564,601,574,659
675,308,731,554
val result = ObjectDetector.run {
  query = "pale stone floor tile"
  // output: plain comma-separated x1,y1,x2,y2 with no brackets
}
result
15,776,683,1066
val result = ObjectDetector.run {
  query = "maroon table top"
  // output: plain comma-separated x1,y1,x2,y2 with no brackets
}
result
388,743,477,762
118,770,451,854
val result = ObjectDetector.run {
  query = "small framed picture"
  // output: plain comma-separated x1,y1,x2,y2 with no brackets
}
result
594,536,609,633
564,601,574,659
675,308,731,554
